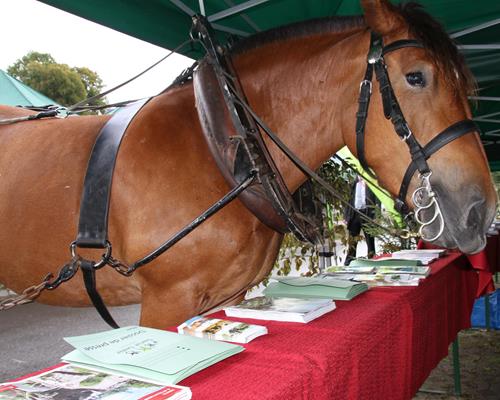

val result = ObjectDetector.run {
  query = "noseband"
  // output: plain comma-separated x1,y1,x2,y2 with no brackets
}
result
356,32,477,241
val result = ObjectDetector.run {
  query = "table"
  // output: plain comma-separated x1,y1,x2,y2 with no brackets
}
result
177,253,477,400
485,233,500,276
418,240,495,296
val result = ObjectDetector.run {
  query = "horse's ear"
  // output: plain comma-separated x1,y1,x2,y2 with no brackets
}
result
361,0,405,35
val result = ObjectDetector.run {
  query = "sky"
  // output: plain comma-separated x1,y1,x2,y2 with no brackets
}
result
0,0,194,103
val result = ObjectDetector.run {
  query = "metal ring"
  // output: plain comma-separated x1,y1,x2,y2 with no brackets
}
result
69,241,112,269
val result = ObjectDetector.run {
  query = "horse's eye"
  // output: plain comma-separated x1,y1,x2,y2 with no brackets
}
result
406,71,426,87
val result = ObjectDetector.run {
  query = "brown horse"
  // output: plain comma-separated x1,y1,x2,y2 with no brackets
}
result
0,0,496,328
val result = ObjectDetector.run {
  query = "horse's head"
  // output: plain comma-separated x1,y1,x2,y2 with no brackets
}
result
350,0,497,253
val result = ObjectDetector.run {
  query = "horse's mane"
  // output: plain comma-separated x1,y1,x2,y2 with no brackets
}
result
229,2,475,96
230,15,365,55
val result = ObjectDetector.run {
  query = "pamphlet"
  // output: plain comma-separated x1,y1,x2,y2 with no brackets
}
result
330,273,423,286
388,249,446,265
327,265,375,274
177,316,268,343
263,276,368,300
375,266,430,276
352,257,422,266
224,296,336,323
0,363,191,400
61,326,244,385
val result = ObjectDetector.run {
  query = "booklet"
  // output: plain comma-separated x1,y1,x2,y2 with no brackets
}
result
177,316,268,343
375,266,430,276
224,296,336,323
389,249,446,265
61,326,244,385
0,363,191,400
327,265,375,274
331,273,423,287
350,258,423,267
263,276,368,300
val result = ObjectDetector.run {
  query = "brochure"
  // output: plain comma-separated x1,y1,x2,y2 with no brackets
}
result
177,316,268,343
331,273,423,286
327,263,429,276
389,249,446,265
224,296,336,323
350,258,422,267
61,326,244,385
263,276,368,300
327,265,375,274
375,266,430,276
0,363,191,400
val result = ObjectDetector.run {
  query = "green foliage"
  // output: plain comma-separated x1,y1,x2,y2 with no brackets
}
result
7,51,106,108
271,159,355,278
270,158,413,281
73,66,106,107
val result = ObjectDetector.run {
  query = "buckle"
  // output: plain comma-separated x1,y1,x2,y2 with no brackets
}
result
359,80,372,94
400,124,413,142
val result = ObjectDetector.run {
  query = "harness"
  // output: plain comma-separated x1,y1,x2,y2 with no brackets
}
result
0,17,478,327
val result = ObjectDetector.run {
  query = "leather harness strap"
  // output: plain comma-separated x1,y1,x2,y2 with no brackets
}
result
80,260,119,329
76,99,150,248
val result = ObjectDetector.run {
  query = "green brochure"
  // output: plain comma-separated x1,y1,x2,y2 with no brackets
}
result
62,326,244,384
349,258,422,267
263,276,368,301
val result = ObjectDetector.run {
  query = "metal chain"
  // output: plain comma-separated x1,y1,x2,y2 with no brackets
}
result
0,275,52,310
0,256,81,311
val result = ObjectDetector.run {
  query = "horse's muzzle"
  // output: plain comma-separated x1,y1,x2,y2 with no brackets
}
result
421,183,496,254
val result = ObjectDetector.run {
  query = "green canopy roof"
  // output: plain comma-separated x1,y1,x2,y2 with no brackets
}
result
0,69,59,107
38,0,500,166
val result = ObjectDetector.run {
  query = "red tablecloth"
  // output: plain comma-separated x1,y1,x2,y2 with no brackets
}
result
486,234,500,273
174,253,477,400
417,241,495,296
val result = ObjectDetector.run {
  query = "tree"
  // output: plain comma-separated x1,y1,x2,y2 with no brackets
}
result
7,51,106,108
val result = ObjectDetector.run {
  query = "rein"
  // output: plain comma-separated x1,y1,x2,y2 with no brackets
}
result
0,39,192,125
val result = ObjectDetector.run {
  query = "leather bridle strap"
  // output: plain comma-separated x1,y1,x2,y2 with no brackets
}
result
356,32,477,216
396,119,478,213
355,35,424,176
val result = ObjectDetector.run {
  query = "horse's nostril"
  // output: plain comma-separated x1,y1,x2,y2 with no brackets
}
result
465,198,485,231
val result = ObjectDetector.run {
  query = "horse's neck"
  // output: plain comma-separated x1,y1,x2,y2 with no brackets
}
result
232,28,367,192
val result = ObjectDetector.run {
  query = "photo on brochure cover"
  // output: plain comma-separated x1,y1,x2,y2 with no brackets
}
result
0,364,167,400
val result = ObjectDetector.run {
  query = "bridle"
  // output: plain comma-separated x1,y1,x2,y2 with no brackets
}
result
355,32,478,241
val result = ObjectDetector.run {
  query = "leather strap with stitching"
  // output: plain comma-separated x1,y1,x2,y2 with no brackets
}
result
76,99,150,248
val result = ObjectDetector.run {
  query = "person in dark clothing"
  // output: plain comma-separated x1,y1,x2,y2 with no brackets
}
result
343,175,379,265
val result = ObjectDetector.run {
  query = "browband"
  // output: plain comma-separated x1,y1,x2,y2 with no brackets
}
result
382,39,424,55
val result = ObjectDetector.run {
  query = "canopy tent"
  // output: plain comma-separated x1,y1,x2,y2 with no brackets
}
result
38,0,500,167
0,69,59,107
